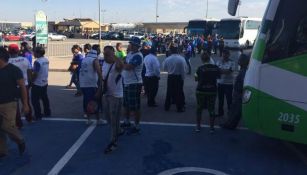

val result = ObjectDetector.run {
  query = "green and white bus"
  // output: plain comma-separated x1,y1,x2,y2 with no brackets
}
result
229,0,307,144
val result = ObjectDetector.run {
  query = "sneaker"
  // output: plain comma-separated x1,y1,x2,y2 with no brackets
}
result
18,142,26,156
65,85,74,89
86,120,93,125
74,92,82,97
210,128,215,134
127,126,140,135
104,142,117,154
120,122,131,129
195,127,201,133
118,129,125,137
96,119,105,125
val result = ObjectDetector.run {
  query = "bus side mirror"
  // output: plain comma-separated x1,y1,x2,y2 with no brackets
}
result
228,0,240,16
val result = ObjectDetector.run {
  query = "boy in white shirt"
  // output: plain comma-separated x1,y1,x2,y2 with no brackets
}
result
8,44,33,127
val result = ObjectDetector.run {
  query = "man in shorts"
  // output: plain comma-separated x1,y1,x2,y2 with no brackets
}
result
122,37,143,134
195,52,221,133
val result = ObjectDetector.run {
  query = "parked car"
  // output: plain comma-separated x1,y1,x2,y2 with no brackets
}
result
103,32,124,40
134,32,145,40
124,32,144,40
23,32,35,41
3,34,23,41
91,32,108,39
48,33,67,41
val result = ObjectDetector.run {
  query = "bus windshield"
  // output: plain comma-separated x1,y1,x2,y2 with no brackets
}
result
187,20,207,36
219,20,241,39
188,21,206,29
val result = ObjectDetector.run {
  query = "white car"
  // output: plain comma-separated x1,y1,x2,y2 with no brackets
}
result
48,33,67,41
23,32,35,41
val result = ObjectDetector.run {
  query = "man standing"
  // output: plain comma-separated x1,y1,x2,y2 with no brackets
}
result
122,37,143,134
144,47,160,107
79,47,103,124
101,46,124,154
216,49,235,117
31,46,51,120
8,44,33,127
222,53,250,129
195,52,221,133
0,47,28,157
163,45,187,112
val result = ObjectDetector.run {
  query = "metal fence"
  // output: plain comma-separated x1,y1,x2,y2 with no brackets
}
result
1,40,128,58
46,40,129,58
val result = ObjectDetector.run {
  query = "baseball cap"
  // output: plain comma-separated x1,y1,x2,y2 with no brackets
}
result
142,41,152,48
8,44,20,54
129,37,141,47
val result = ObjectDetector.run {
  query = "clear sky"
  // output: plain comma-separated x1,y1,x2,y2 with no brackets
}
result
0,0,269,23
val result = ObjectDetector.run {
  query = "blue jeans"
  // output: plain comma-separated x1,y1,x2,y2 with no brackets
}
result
71,72,81,93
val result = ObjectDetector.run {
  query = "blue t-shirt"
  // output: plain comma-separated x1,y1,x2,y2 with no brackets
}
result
24,52,33,67
122,52,143,85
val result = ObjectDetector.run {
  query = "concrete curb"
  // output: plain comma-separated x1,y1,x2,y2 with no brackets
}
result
49,69,69,72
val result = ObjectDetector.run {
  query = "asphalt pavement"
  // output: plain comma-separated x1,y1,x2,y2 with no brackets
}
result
1,48,307,175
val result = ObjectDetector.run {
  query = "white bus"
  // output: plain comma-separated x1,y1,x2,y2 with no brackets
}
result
219,17,261,48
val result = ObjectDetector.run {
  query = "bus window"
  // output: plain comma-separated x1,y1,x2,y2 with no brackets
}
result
293,17,307,55
245,20,261,30
263,1,307,63
219,20,241,39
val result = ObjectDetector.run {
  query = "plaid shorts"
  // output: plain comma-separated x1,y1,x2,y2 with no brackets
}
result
196,91,217,117
123,84,142,111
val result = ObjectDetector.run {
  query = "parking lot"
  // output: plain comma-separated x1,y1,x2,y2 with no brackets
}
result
0,42,307,174
1,119,307,175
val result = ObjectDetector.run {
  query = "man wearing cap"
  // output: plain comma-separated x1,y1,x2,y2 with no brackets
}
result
144,46,160,107
163,44,187,112
0,47,28,157
8,44,33,127
122,37,144,134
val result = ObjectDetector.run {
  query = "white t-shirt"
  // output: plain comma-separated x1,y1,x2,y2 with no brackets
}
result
102,62,123,98
33,57,49,86
144,53,160,77
163,54,187,80
216,59,235,85
9,56,32,86
122,52,143,85
79,50,98,88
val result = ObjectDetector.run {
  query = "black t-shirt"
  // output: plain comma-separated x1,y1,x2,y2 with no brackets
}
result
196,64,221,93
0,63,23,104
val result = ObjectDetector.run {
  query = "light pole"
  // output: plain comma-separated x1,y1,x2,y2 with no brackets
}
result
101,10,106,24
205,0,208,19
99,0,102,47
156,0,159,23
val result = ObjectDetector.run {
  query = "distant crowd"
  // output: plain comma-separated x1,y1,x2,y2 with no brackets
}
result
0,33,250,157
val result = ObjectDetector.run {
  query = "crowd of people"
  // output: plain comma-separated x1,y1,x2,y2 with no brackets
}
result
0,33,249,157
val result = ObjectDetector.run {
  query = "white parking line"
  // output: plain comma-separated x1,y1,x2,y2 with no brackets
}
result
42,117,248,130
158,167,229,175
47,122,96,175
